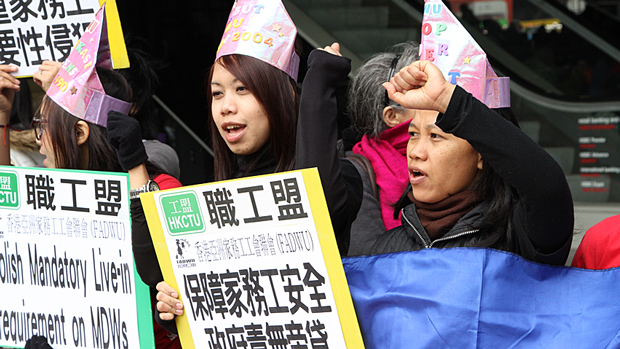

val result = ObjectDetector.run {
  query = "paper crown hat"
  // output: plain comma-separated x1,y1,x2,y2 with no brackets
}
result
215,0,300,82
419,0,510,108
46,3,131,127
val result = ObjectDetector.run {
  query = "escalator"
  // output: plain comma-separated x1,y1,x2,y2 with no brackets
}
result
537,0,620,53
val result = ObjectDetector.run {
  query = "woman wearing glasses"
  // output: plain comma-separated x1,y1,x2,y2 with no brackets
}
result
32,71,125,172
0,64,183,348
0,64,126,172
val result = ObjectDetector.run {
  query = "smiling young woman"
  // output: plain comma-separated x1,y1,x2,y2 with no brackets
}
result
210,62,272,156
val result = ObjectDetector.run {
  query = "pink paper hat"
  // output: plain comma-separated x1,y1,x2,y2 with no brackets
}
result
419,0,510,108
46,3,131,127
216,0,300,82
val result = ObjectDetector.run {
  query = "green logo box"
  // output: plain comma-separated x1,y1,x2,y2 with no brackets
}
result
0,171,19,209
160,191,205,236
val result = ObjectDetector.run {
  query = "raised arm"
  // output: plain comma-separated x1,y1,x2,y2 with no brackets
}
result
106,111,161,285
438,87,572,255
385,60,573,256
295,45,362,253
0,65,20,166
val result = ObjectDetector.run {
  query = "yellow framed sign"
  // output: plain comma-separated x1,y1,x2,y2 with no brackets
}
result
2,0,128,77
142,168,364,348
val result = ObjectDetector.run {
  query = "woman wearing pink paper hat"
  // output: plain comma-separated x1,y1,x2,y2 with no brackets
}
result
0,5,185,348
153,43,365,332
148,0,364,334
148,44,309,335
0,65,137,173
0,52,184,349
352,0,573,264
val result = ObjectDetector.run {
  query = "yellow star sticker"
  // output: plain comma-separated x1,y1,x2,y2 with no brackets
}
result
279,32,283,37
272,23,281,32
464,57,471,64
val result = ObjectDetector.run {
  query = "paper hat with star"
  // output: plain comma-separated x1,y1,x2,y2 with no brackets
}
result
215,0,300,82
419,0,510,108
46,3,132,127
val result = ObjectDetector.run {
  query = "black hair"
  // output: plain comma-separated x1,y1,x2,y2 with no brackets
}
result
116,40,165,140
206,54,298,181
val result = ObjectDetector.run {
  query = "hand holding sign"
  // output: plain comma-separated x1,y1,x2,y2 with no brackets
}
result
0,65,20,120
156,281,185,320
33,61,62,92
141,169,365,348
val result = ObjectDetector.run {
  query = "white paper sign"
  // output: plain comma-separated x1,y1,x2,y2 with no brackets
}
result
0,166,153,349
143,170,364,348
0,0,126,77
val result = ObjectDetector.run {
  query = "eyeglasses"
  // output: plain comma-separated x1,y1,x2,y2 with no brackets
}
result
31,117,47,141
384,54,401,107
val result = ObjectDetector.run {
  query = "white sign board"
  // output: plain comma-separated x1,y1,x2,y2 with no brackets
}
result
0,0,128,77
142,169,364,349
0,166,153,348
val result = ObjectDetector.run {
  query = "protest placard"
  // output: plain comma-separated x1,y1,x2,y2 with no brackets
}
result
0,166,153,348
0,0,128,77
141,168,364,349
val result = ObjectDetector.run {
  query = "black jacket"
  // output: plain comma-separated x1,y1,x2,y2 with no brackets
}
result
295,49,362,255
373,200,572,266
368,86,574,266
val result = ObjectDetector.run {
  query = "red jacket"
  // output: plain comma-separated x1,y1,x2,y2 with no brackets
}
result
572,214,620,269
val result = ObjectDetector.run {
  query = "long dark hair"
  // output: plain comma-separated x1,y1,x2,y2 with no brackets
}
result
206,54,299,181
394,108,520,250
41,68,132,172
